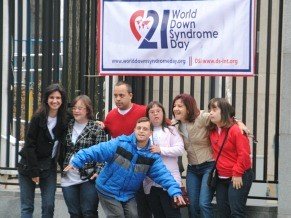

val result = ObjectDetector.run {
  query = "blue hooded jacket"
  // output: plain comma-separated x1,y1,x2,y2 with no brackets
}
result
71,133,182,202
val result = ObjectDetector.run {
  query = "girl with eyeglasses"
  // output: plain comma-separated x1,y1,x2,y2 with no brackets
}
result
59,95,106,217
144,101,185,218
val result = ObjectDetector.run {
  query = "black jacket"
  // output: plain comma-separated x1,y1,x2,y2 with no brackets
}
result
19,112,66,177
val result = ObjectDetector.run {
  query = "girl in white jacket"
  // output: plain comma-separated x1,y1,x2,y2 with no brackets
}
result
144,101,185,218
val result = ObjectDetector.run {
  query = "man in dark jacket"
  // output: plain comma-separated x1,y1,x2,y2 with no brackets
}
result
64,117,186,217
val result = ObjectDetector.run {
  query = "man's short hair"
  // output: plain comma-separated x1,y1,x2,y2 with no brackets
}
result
136,117,153,130
115,81,132,93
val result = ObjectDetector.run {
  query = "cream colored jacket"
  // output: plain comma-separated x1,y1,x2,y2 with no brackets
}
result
173,110,213,165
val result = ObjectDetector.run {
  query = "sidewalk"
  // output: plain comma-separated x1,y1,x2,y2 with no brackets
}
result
0,183,106,217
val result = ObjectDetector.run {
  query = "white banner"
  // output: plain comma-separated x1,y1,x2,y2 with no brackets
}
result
98,0,256,76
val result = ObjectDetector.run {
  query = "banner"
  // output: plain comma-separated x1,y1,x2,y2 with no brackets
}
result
98,0,256,76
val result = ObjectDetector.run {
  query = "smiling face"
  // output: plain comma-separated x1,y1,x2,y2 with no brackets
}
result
134,121,152,147
72,99,88,124
114,84,133,110
47,91,62,113
148,104,164,127
173,98,188,123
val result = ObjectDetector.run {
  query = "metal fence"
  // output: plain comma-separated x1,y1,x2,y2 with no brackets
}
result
0,0,283,201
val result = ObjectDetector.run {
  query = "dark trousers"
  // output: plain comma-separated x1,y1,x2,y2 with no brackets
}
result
135,186,152,218
215,169,254,218
148,186,181,218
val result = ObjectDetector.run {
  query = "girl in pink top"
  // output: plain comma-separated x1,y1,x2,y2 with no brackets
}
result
144,101,185,218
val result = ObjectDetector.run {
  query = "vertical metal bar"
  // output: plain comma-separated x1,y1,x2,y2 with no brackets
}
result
15,0,23,166
108,76,113,110
159,77,163,104
70,0,77,100
242,78,247,123
231,77,236,106
209,77,215,100
33,0,40,113
89,0,97,108
53,0,61,82
62,0,69,90
148,77,153,102
200,77,205,109
0,0,3,151
86,0,91,95
252,0,261,179
190,76,194,97
6,0,15,166
179,77,184,93
274,0,283,182
42,0,53,89
221,77,226,98
168,77,173,118
96,77,105,120
263,0,272,181
79,0,87,93
23,0,31,164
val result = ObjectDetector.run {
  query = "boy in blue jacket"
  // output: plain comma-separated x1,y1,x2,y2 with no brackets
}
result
64,117,186,217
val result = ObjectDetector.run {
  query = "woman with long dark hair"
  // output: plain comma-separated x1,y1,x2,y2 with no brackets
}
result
18,84,67,218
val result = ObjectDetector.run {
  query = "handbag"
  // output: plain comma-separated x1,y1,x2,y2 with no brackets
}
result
171,186,190,208
207,128,230,188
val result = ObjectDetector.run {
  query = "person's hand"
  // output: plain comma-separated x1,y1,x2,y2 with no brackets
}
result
90,173,98,180
32,177,39,185
96,121,105,129
150,145,161,154
173,195,186,206
237,121,250,135
232,176,243,189
63,164,77,172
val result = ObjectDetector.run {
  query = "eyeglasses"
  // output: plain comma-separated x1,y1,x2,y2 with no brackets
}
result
72,106,86,111
149,109,163,115
135,126,150,132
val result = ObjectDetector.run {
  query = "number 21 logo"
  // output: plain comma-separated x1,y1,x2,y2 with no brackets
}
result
130,10,170,49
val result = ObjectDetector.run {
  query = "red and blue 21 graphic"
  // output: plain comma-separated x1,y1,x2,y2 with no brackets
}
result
130,10,170,49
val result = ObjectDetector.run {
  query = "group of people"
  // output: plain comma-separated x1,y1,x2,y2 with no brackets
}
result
17,81,254,218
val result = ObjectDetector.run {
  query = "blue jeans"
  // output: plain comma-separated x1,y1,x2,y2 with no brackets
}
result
98,191,138,218
186,161,215,218
215,169,254,218
62,180,99,217
19,169,57,218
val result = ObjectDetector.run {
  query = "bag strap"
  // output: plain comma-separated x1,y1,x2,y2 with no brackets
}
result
213,127,230,168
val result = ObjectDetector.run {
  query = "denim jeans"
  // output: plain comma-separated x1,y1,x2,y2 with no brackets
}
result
62,180,99,217
148,186,181,218
98,191,138,218
215,169,254,218
19,169,57,218
186,161,215,218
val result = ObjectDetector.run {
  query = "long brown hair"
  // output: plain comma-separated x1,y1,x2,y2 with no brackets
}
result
172,94,200,122
207,98,235,131
36,83,67,125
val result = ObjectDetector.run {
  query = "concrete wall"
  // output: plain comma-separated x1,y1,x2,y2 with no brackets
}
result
278,0,291,217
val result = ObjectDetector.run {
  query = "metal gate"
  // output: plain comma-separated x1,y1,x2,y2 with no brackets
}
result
0,0,282,201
